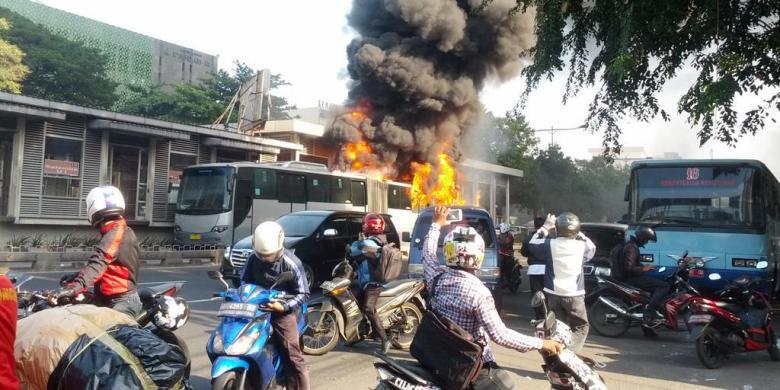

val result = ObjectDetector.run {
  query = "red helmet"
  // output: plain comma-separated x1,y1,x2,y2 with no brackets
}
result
362,214,385,235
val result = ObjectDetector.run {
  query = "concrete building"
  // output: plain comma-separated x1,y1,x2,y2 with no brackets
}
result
0,92,303,245
0,0,218,93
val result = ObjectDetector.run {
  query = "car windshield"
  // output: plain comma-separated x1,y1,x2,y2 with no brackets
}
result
176,167,234,214
411,214,495,248
631,166,763,228
277,214,327,237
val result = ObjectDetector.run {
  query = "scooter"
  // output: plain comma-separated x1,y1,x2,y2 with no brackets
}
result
500,254,522,294
369,292,607,390
587,252,707,338
206,270,307,390
687,261,779,369
301,259,426,355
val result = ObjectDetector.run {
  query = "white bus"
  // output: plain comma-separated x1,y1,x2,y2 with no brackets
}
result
174,161,416,248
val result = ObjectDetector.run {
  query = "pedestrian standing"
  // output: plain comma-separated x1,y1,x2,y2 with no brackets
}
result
520,217,546,320
526,213,595,353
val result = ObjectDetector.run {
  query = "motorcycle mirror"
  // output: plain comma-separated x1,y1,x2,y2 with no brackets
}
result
658,266,667,273
682,250,689,258
708,273,722,281
756,261,768,270
530,291,545,308
207,270,229,291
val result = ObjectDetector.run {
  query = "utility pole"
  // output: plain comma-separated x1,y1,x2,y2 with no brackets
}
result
534,123,588,147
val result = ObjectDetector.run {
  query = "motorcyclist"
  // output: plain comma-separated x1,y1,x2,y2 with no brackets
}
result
526,213,595,353
619,226,670,327
422,206,563,389
497,223,515,287
51,186,142,318
241,221,310,390
349,213,392,354
0,268,19,389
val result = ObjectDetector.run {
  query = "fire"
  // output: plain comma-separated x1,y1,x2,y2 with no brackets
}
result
410,153,464,208
345,140,372,162
475,190,481,207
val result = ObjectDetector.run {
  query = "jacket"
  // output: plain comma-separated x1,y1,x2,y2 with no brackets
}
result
350,234,387,287
498,232,514,256
69,218,140,298
621,237,644,278
0,274,18,389
526,228,596,297
241,249,310,312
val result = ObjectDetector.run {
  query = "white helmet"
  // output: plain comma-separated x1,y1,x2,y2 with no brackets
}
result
499,223,510,234
443,226,485,271
253,221,285,258
86,185,125,227
152,296,190,331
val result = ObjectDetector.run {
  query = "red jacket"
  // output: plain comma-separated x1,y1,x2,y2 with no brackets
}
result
0,274,19,389
70,219,140,297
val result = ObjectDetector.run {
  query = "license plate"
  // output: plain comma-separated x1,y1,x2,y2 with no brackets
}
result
190,233,201,240
217,302,257,318
688,314,713,324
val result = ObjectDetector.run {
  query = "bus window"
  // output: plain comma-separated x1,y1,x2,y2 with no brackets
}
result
233,168,253,227
253,168,276,199
331,177,351,204
308,175,330,202
351,180,367,207
388,184,411,209
279,173,306,203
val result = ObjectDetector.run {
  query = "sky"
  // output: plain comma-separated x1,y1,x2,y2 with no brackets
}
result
34,0,780,175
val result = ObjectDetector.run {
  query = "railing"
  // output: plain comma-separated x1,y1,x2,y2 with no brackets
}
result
0,248,224,271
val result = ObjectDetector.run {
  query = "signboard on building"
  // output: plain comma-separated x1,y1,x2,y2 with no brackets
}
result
169,169,183,185
44,159,79,176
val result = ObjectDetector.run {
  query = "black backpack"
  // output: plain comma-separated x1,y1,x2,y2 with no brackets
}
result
371,242,403,283
608,243,626,280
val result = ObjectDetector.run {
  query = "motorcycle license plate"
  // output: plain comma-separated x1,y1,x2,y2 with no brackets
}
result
217,302,257,318
189,233,201,240
688,314,713,324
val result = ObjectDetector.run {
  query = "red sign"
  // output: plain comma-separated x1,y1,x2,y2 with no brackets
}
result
686,168,700,180
660,179,737,187
169,169,183,185
44,159,79,177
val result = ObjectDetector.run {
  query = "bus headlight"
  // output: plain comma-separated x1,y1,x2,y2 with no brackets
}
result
211,225,229,233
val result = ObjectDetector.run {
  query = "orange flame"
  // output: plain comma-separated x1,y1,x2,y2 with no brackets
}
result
410,153,464,208
475,189,481,207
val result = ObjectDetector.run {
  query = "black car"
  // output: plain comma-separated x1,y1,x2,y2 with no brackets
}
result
581,222,628,292
222,210,401,288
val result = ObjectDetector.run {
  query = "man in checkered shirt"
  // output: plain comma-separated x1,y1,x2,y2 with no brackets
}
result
422,206,563,389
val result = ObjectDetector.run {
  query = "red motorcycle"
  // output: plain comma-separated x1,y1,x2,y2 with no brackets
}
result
687,261,779,368
587,252,707,338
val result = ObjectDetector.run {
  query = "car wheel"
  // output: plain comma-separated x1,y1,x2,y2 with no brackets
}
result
304,264,316,289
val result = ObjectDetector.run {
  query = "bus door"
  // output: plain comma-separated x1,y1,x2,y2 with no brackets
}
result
279,173,307,213
232,168,255,244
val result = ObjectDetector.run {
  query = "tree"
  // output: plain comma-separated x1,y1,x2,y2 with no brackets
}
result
0,17,29,93
0,8,117,108
486,0,780,159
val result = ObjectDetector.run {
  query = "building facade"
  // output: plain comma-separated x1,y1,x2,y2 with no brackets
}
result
0,0,218,92
0,92,303,245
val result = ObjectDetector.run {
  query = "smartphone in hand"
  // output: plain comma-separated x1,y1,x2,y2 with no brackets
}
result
446,208,463,222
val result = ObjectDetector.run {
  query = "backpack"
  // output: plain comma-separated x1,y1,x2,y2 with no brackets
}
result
371,241,404,283
608,243,626,280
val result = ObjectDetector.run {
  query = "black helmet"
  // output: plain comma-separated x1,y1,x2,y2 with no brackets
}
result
555,212,581,238
635,226,657,246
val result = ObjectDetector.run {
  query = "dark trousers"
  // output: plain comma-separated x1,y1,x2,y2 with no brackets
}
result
529,275,545,320
99,291,143,319
472,361,516,389
271,310,310,390
545,293,589,353
499,254,514,283
626,276,671,310
362,284,387,341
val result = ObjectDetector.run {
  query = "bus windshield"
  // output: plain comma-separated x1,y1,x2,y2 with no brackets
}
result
631,166,763,228
177,167,234,215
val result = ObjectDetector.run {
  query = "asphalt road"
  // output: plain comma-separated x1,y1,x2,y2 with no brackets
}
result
20,265,779,390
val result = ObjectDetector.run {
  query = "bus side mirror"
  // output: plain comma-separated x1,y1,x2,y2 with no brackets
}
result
402,232,411,242
623,184,629,202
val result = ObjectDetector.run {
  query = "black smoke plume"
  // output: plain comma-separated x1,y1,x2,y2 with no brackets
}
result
327,0,536,182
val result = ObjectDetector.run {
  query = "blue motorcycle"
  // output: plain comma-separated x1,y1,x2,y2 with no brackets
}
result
206,270,307,390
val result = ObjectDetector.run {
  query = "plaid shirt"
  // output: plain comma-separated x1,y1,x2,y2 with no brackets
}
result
423,225,543,362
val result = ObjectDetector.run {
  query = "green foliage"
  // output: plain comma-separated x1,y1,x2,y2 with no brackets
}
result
7,234,30,247
0,16,29,93
0,7,117,108
488,0,780,160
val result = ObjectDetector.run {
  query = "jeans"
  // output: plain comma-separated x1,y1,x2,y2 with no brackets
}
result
545,293,589,353
362,283,387,341
529,275,545,320
472,361,516,390
101,291,143,319
626,276,671,311
271,309,310,390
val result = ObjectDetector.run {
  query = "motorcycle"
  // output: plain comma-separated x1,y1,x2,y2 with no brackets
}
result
301,259,426,355
369,291,607,390
587,251,708,338
500,254,522,294
687,261,779,368
206,270,307,390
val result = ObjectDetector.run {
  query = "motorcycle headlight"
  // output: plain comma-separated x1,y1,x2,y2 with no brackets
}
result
594,267,612,277
211,330,224,353
225,329,261,355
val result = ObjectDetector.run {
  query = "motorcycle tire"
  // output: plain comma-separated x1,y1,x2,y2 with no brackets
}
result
769,328,779,361
696,326,726,369
211,369,240,390
302,310,340,356
588,297,631,338
390,302,423,350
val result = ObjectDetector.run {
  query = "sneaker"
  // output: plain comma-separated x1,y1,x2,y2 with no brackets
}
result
381,339,391,355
